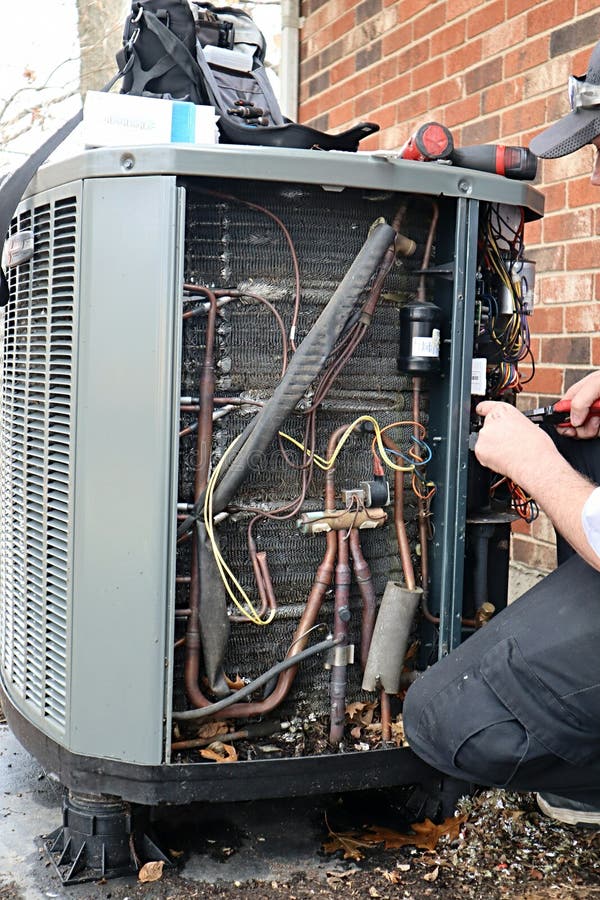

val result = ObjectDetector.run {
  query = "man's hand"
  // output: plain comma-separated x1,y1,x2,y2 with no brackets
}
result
474,400,558,488
559,370,600,438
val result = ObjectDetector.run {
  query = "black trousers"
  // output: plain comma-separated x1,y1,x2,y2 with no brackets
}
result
403,433,600,799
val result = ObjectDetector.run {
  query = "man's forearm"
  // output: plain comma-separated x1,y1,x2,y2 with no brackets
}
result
516,450,600,571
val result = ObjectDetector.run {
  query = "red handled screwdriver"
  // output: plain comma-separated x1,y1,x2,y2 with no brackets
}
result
522,397,600,426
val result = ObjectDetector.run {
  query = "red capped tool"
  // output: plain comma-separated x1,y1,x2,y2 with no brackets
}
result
398,122,454,161
522,397,600,426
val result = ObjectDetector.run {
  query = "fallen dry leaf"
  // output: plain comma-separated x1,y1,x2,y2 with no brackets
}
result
196,721,228,740
358,815,467,853
383,869,403,883
423,865,439,882
346,701,378,726
323,813,467,862
322,832,368,862
199,742,238,763
138,861,164,883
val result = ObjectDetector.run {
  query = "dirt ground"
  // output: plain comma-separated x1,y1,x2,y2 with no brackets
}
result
3,788,598,900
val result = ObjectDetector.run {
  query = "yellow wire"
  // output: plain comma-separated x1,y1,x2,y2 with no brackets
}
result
204,416,419,624
279,415,415,473
203,435,275,626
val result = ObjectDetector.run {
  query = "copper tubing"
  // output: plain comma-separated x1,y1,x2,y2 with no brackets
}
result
381,433,416,592
215,426,345,728
380,689,392,742
204,529,337,720
348,529,376,670
412,376,437,626
329,529,351,745
229,541,276,623
417,201,439,303
325,425,356,744
183,285,219,710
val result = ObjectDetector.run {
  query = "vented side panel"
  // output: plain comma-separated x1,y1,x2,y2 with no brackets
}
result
0,189,79,733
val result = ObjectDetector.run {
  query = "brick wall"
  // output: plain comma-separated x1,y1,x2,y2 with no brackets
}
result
299,0,600,573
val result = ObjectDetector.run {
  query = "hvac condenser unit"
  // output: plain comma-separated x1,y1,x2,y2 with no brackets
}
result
0,145,543,882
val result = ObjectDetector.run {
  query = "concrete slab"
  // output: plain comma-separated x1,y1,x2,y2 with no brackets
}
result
0,724,359,899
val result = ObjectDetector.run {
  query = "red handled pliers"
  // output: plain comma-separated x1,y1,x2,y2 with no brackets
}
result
522,397,600,427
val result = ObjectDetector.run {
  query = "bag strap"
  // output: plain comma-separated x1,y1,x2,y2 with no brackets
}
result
0,67,127,307
121,8,205,104
194,45,229,109
249,67,285,126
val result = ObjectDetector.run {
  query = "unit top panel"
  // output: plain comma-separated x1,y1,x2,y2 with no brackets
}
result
22,144,544,220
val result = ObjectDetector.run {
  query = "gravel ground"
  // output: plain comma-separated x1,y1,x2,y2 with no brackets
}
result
2,789,599,900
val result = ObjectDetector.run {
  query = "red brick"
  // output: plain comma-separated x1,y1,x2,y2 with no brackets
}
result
482,17,526,60
430,19,465,57
429,77,462,110
511,518,530,537
538,181,566,214
593,336,600,365
511,536,556,572
539,272,594,305
460,115,501,145
398,0,430,17
382,74,408,107
330,57,355,85
368,102,398,131
501,101,546,139
445,0,483,20
525,219,542,245
412,56,445,92
467,1,505,38
373,56,399,85
565,303,600,333
529,306,564,333
525,366,564,393
331,10,356,40
526,0,576,35
328,98,356,127
444,94,480,128
298,96,322,122
543,209,593,244
413,3,445,40
578,0,599,12
445,38,483,77
482,78,523,116
508,0,541,14
355,86,382,117
381,22,413,56
573,46,595,75
566,238,600,271
567,174,600,208
530,513,557,545
396,37,430,76
504,36,549,78
394,88,430,122
541,335,591,364
543,149,592,185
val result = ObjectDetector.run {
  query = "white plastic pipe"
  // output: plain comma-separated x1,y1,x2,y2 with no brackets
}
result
280,0,301,120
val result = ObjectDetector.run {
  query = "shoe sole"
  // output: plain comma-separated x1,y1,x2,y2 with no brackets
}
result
536,792,600,827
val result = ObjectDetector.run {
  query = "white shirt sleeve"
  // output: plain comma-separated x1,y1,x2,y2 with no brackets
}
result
581,486,600,557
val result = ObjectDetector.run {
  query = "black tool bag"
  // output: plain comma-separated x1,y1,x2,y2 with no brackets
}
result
0,1,379,305
117,0,379,150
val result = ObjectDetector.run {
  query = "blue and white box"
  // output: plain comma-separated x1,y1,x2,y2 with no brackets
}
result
83,91,219,148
